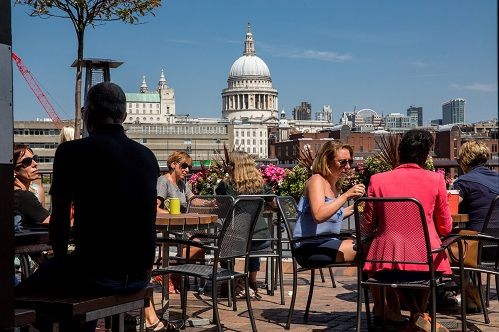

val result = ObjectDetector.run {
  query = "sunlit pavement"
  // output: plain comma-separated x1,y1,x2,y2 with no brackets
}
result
138,267,499,332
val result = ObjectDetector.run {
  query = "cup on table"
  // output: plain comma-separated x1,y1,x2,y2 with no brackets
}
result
447,190,460,215
168,197,181,215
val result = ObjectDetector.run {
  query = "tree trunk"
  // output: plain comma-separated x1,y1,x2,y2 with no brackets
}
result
74,30,84,139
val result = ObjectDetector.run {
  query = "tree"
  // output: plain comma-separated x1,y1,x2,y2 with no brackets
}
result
15,0,162,139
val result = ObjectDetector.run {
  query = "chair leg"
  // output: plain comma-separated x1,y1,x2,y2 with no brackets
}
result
286,262,298,330
486,274,491,307
245,277,258,332
477,274,490,324
430,286,437,332
496,274,499,303
304,269,315,321
211,278,223,332
139,306,145,332
459,271,467,332
355,271,363,332
328,267,336,288
181,275,188,325
278,254,285,305
319,268,326,283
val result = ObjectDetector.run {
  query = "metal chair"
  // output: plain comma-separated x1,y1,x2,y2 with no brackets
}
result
450,195,499,324
353,197,466,332
276,196,356,330
239,194,286,303
480,195,499,308
185,195,235,248
155,197,265,332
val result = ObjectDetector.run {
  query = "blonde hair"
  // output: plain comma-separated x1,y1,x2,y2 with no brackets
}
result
59,126,75,143
229,150,264,194
458,140,489,168
311,140,354,177
166,151,192,171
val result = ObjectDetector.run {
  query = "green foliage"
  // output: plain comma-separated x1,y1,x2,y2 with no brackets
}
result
277,165,311,202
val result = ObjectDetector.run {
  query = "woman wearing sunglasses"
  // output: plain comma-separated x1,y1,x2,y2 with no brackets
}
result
156,150,194,214
13,144,50,228
293,141,364,269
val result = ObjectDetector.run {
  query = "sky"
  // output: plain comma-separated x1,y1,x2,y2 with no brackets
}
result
11,0,498,125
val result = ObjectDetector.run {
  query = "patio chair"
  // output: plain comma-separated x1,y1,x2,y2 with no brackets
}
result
155,197,265,332
353,197,466,332
276,196,356,330
239,194,286,303
449,194,499,324
481,195,499,308
185,195,235,299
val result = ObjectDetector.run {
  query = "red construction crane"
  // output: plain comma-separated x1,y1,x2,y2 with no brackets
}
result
12,52,64,130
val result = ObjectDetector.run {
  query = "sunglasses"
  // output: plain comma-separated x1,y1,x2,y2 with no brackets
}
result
16,155,39,169
336,159,354,167
180,162,191,169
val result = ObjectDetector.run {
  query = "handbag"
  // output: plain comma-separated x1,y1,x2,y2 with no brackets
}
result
447,229,479,268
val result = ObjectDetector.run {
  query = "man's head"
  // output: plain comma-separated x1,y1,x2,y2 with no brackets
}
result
83,82,127,133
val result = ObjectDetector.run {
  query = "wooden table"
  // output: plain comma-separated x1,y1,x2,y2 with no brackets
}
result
156,212,218,229
155,212,218,322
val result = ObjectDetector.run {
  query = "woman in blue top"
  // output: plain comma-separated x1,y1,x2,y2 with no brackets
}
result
294,141,365,267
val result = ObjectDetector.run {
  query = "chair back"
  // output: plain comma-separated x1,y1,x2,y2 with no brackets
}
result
480,195,499,263
354,197,436,273
187,195,235,226
276,196,300,252
217,197,264,261
481,195,499,233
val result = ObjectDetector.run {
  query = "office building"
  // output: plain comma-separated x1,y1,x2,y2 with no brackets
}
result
407,105,423,126
293,101,312,120
442,98,465,125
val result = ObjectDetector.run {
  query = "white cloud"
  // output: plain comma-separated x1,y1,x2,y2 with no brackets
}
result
259,42,351,62
288,50,352,62
408,60,427,68
449,83,497,93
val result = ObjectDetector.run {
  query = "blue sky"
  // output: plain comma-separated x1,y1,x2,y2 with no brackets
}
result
12,0,498,124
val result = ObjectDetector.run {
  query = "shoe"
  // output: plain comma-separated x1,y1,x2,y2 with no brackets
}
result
235,287,256,299
414,313,449,332
145,320,166,331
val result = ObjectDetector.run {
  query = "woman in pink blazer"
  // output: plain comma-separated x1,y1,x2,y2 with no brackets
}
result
364,129,453,331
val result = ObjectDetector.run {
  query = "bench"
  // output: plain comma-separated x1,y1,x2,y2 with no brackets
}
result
15,308,36,331
16,287,152,332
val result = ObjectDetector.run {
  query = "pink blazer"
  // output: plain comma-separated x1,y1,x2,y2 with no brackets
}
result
363,163,453,274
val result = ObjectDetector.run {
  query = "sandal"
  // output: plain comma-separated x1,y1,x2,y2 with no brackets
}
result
145,320,165,331
146,319,183,332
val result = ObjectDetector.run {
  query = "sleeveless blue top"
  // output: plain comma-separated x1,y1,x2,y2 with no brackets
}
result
293,196,344,240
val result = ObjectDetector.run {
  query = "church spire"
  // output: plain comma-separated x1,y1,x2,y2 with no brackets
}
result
158,69,167,90
243,22,255,56
140,75,148,93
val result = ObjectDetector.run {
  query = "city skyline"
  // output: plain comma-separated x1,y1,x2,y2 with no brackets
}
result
12,0,498,124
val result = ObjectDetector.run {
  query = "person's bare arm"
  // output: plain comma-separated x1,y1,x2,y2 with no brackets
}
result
157,197,169,214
